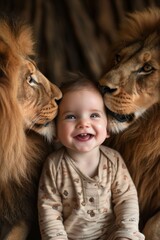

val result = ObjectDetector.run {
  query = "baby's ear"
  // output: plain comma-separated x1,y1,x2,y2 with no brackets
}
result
52,128,61,144
106,129,110,139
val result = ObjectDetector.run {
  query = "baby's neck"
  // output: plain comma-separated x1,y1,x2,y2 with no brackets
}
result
66,147,100,177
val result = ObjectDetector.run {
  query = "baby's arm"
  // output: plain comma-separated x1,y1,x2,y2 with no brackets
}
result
38,156,68,240
111,152,145,240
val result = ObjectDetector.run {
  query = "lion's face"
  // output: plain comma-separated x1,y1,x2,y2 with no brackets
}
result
99,10,160,133
0,18,62,143
17,60,62,141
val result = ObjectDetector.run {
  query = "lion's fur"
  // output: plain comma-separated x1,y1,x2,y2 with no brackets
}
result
107,105,160,227
0,19,34,185
119,8,160,43
0,17,61,239
99,8,160,232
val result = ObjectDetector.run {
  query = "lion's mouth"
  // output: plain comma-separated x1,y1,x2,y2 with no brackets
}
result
106,107,135,123
34,122,50,128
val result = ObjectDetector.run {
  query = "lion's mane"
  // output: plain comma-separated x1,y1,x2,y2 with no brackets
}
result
0,17,61,239
99,8,160,237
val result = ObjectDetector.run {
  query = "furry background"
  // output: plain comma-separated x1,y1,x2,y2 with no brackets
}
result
0,0,159,84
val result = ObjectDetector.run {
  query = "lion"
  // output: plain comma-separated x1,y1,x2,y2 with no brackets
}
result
99,8,160,240
0,17,62,240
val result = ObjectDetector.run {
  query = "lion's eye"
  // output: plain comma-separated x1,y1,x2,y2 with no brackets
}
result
142,63,154,73
27,75,38,86
114,54,121,65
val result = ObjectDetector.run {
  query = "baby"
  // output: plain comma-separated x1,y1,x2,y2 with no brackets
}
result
38,73,144,240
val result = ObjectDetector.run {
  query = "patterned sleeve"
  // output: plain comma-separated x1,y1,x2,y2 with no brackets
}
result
111,152,145,240
38,155,68,240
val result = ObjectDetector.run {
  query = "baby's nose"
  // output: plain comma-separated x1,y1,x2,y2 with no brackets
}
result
77,119,90,128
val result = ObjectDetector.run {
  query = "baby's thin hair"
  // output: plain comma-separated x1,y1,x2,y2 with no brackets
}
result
60,72,100,95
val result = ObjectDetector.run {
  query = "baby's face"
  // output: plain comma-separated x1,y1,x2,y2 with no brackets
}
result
56,87,108,153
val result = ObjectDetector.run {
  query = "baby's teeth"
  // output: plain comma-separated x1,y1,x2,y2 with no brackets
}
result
80,133,87,136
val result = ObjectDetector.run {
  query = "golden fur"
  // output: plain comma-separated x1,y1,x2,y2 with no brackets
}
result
0,17,62,240
99,8,160,239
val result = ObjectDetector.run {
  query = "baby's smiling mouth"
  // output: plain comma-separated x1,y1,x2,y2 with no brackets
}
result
74,133,94,141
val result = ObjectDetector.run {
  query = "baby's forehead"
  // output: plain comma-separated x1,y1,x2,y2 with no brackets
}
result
62,84,96,93
60,89,105,109
63,85,102,96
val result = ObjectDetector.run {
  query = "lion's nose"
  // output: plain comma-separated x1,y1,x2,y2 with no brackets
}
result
55,99,61,105
99,84,117,94
51,84,62,100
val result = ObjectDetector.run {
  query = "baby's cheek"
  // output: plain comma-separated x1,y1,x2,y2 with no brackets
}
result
97,124,108,136
97,121,107,130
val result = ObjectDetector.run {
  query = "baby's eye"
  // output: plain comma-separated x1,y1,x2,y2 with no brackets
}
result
90,113,100,118
65,114,76,120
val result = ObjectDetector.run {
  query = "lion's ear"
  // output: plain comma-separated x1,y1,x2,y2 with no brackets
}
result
17,24,35,57
0,38,20,88
0,18,35,59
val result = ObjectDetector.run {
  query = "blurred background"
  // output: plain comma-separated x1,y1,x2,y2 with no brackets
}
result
1,0,160,85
